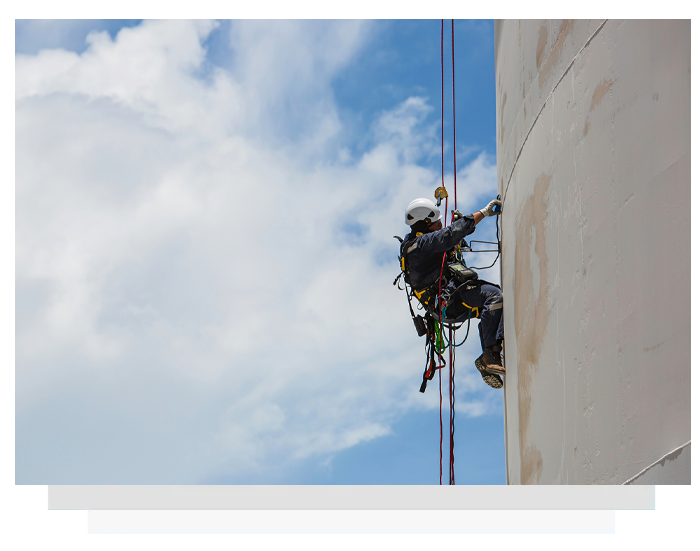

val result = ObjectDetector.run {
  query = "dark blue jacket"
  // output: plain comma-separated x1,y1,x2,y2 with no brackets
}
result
401,215,477,290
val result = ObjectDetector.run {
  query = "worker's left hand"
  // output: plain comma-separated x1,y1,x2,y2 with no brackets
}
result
480,199,502,217
452,209,464,221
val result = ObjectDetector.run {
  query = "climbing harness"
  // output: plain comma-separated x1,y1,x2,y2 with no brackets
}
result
394,233,483,325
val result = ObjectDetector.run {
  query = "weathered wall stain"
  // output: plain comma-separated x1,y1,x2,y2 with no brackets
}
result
536,24,548,70
514,173,554,484
522,445,543,483
538,20,574,89
584,77,613,136
590,78,613,112
644,341,664,353
500,91,508,145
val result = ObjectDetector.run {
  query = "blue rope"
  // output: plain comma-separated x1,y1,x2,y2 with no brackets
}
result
439,308,471,348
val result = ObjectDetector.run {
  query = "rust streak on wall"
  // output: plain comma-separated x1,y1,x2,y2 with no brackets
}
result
514,173,553,484
500,91,508,145
538,20,574,88
585,78,613,136
536,25,548,70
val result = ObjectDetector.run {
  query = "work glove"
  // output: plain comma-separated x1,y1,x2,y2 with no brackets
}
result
480,199,502,217
451,209,464,221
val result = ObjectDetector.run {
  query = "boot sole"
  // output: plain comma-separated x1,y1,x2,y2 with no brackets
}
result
475,357,504,389
475,355,506,378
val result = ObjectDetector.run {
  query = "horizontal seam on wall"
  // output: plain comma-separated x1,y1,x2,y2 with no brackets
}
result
622,439,691,485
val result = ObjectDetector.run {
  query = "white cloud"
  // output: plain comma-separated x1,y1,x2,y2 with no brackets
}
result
15,19,500,483
371,96,439,164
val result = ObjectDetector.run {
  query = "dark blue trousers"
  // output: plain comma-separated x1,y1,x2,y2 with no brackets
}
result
458,283,504,351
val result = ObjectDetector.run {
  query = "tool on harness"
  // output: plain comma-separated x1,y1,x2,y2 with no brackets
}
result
446,262,477,284
419,319,445,393
406,285,428,338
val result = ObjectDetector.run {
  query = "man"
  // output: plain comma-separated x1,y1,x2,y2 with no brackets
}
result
400,197,505,389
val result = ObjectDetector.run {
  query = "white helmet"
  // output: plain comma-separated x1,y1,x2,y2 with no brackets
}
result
405,198,442,226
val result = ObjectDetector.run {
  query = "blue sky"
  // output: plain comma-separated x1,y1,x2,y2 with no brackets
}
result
15,19,504,485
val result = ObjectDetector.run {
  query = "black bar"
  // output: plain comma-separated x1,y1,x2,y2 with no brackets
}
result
15,486,87,534
615,486,690,534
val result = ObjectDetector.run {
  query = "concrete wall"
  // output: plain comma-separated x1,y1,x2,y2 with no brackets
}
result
495,20,690,484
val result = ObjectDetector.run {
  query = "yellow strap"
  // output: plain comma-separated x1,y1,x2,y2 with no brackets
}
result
462,302,479,318
400,257,406,271
415,289,432,305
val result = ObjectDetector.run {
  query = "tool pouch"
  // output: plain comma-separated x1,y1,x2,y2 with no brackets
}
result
413,315,427,337
446,262,478,283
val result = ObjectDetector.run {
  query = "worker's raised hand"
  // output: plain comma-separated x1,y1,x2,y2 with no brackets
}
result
451,209,464,221
480,199,502,217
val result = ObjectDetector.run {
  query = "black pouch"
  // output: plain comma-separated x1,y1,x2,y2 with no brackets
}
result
413,315,427,337
447,262,478,283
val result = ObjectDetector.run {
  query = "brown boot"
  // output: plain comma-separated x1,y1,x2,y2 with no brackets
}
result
477,345,505,377
474,357,503,389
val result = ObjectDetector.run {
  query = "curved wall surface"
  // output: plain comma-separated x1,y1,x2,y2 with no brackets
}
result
495,20,690,484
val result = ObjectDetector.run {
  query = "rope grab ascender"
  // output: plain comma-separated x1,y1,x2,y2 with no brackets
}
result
392,20,502,486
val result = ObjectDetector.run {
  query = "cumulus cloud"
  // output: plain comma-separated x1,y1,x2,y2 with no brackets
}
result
15,19,500,483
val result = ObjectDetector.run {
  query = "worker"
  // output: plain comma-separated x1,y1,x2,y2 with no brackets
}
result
401,197,505,389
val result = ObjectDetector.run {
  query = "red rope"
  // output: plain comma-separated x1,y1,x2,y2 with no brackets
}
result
439,361,443,485
452,19,458,210
438,19,445,486
449,18,457,486
437,19,459,486
451,334,456,484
